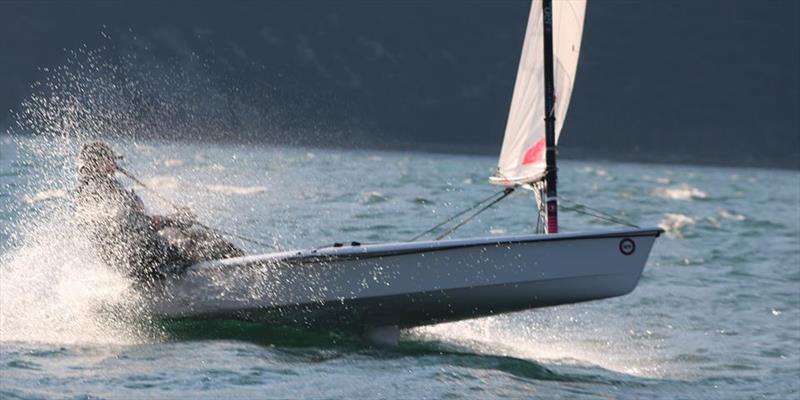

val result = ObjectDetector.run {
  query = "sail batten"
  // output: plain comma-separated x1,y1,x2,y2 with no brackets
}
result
490,0,586,187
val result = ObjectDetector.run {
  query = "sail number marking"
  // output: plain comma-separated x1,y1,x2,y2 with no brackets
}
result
619,238,636,256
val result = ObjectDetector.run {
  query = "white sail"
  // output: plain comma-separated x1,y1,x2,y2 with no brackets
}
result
490,0,586,186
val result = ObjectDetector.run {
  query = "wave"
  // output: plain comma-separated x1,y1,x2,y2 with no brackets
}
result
21,189,67,205
658,213,696,238
706,209,747,229
580,166,609,177
411,313,664,378
205,184,267,195
719,210,746,221
363,191,387,204
162,158,184,167
652,184,707,201
655,177,671,184
412,197,434,205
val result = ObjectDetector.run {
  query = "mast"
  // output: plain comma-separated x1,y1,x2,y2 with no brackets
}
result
542,0,559,234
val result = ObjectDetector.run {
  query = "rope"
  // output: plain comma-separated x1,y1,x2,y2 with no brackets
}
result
408,188,513,242
559,197,639,229
117,167,281,250
530,180,547,234
434,188,514,240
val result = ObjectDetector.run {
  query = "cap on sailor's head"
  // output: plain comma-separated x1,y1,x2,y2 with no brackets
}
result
79,142,122,167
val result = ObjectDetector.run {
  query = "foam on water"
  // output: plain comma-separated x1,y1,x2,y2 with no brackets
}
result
363,191,388,204
162,159,184,167
205,184,267,195
488,227,507,235
652,184,708,200
658,213,697,238
412,311,665,378
719,209,746,221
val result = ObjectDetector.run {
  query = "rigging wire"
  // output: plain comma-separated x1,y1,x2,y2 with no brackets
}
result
407,178,637,243
559,196,640,228
408,188,513,242
527,180,547,234
117,164,634,250
434,188,515,240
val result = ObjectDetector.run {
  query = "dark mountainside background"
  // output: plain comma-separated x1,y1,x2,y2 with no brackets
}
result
1,1,798,168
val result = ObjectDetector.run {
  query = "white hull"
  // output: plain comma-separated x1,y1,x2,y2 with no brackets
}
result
148,228,661,329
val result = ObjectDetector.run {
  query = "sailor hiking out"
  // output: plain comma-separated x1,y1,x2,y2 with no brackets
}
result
73,142,243,281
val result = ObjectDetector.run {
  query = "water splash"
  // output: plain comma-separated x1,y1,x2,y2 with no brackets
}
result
1,39,273,345
21,189,68,205
411,310,665,378
0,206,156,345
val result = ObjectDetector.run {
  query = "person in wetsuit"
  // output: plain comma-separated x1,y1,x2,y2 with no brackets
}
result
73,142,242,281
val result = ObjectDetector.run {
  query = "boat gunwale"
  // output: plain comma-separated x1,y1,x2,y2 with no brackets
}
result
194,227,663,270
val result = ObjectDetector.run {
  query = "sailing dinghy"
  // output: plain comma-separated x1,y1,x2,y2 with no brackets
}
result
148,0,661,342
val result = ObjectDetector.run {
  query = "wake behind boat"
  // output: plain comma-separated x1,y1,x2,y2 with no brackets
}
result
143,0,661,344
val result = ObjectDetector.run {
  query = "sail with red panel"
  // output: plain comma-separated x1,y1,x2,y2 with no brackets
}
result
490,0,586,187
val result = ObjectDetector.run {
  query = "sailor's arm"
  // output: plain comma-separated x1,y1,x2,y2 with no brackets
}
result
125,187,195,230
127,188,169,230
151,207,196,230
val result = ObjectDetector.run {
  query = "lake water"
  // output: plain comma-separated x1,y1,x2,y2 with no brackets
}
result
1,136,798,399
